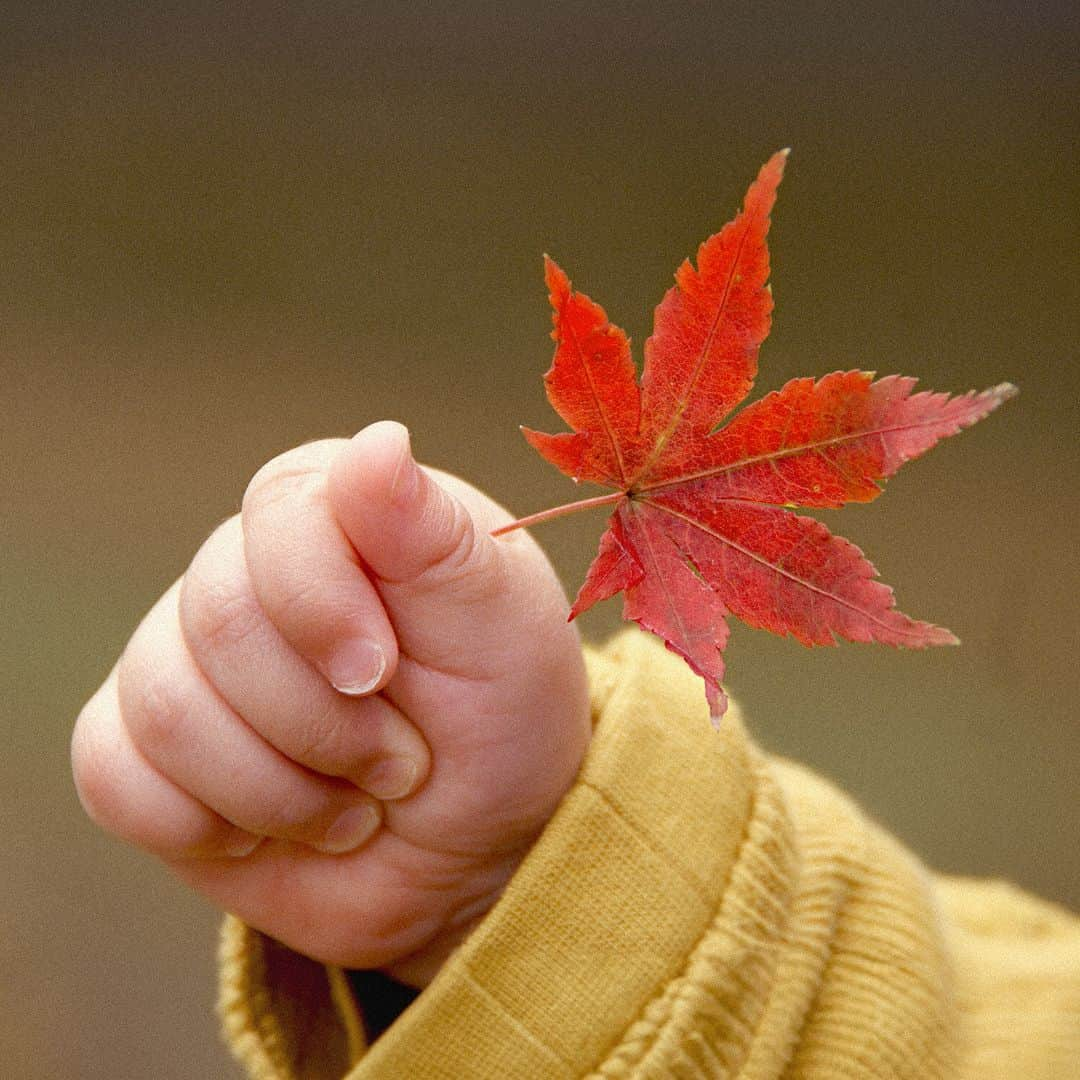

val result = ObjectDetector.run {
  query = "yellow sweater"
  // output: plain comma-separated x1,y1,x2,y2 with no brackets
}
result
218,632,1080,1078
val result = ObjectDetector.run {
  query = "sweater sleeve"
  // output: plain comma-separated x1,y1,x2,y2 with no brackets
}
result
218,630,1080,1079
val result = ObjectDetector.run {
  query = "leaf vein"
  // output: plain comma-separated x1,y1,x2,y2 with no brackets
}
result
641,499,919,641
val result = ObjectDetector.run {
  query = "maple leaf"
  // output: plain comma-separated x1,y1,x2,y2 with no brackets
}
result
494,151,1016,722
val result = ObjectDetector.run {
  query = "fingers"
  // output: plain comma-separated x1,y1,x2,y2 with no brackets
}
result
72,670,260,860
326,422,519,674
179,515,429,800
241,439,398,695
327,422,506,585
94,582,385,856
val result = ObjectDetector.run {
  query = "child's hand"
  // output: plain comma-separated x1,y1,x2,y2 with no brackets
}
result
72,422,591,986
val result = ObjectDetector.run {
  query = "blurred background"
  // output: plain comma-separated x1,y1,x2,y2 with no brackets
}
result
3,2,1077,1076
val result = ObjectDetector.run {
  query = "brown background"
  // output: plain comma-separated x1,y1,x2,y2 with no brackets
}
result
3,3,1077,1077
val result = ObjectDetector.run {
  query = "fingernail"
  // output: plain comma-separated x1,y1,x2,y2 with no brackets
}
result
313,804,380,855
327,639,386,695
365,757,421,801
225,832,262,858
389,429,420,505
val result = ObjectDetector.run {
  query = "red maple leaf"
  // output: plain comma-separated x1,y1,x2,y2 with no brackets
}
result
494,151,1016,722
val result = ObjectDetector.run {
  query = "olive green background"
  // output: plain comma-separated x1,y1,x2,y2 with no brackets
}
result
3,3,1077,1077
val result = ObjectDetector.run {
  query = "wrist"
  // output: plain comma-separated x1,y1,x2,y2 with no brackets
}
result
378,849,529,988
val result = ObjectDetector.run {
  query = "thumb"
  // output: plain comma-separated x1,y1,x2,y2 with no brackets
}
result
326,421,513,671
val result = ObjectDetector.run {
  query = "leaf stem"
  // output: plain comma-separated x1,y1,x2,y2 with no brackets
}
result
491,491,624,537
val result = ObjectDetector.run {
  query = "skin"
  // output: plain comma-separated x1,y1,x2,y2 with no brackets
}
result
71,421,592,987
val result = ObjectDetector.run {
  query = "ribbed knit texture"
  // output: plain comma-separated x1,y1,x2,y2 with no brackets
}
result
219,631,1080,1078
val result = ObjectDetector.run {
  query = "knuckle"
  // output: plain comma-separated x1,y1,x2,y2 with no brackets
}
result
71,691,229,857
434,529,506,606
181,561,262,659
412,494,493,590
70,706,117,827
435,500,480,576
190,510,344,659
116,653,187,761
242,441,342,518
244,464,325,518
191,583,261,656
71,708,158,851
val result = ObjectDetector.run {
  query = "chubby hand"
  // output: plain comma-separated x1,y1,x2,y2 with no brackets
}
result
72,422,591,985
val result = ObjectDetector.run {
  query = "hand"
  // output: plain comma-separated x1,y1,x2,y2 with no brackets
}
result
72,422,591,985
